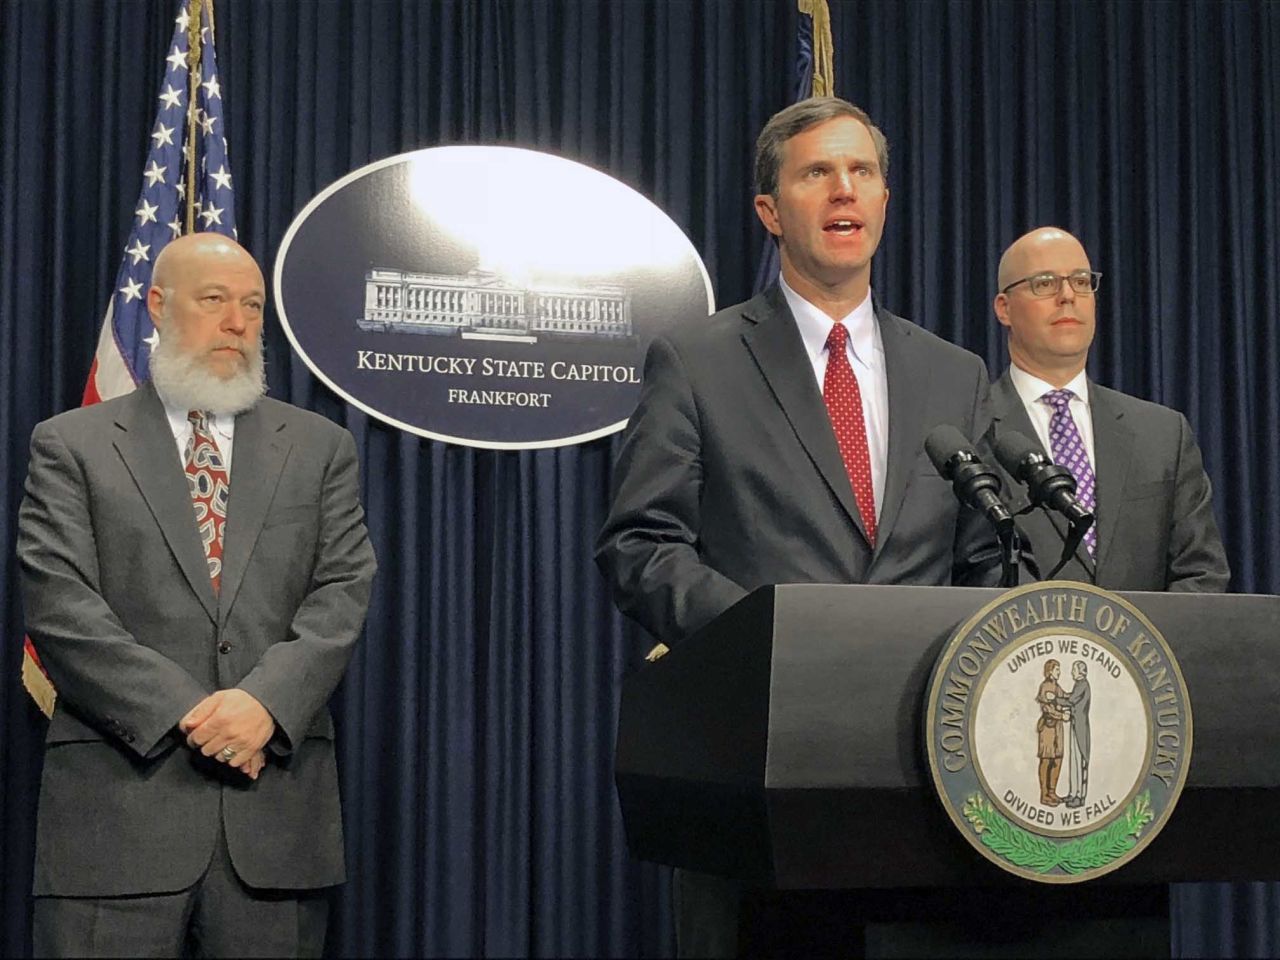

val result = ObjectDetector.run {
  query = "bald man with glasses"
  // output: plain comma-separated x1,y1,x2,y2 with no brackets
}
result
985,226,1229,591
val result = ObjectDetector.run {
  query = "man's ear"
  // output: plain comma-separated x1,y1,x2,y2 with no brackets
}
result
993,292,1011,329
753,194,782,238
146,286,166,327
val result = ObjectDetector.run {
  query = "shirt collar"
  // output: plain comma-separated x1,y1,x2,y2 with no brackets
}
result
158,392,235,443
780,275,881,370
1008,363,1090,409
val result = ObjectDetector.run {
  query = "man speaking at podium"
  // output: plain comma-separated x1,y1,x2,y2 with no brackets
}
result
18,234,376,957
986,226,1230,592
598,98,1006,957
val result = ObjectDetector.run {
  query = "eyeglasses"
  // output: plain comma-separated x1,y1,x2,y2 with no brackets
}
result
1001,270,1102,298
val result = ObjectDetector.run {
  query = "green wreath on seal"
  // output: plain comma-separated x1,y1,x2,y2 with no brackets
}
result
961,791,1155,874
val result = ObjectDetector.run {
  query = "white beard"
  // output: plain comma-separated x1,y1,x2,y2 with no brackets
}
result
149,330,267,416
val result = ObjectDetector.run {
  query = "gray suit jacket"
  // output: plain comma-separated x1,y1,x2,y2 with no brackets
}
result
596,286,1002,644
986,370,1229,592
18,382,377,896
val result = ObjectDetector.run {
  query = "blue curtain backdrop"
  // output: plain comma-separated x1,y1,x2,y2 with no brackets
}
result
2,1,1277,956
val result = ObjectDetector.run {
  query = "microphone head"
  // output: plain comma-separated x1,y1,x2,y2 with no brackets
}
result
924,424,974,479
993,429,1045,477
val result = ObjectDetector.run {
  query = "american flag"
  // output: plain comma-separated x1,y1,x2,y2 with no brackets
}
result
23,0,237,716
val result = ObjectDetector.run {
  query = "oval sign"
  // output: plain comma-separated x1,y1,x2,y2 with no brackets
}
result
926,581,1192,883
273,146,714,449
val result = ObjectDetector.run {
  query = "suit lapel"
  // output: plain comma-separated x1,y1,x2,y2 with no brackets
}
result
740,287,868,544
872,307,928,559
217,401,291,624
1087,383,1132,577
989,372,1039,515
113,383,218,621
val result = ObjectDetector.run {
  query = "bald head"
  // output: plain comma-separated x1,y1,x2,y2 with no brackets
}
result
993,226,1097,387
151,232,263,293
997,227,1088,293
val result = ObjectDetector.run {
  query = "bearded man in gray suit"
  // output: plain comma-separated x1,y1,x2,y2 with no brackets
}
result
18,233,376,957
986,226,1229,591
597,97,1007,958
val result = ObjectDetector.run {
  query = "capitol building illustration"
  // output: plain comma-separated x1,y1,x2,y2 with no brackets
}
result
358,267,633,343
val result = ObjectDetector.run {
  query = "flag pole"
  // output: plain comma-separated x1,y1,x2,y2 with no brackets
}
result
184,0,205,234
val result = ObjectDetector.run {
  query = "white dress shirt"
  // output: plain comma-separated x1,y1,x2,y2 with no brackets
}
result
780,276,888,517
160,397,237,477
1007,364,1095,467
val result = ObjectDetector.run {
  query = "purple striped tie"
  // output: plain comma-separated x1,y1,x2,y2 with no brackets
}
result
1040,389,1097,557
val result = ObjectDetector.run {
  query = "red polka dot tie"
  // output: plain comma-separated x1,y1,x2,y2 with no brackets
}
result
184,410,230,593
823,323,877,546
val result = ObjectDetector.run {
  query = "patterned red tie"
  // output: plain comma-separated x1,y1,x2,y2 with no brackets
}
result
823,323,877,546
184,410,230,593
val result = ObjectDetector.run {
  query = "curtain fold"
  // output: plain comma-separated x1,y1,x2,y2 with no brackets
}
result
2,1,1277,956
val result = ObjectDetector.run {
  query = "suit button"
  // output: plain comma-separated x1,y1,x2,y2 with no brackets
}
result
218,641,232,654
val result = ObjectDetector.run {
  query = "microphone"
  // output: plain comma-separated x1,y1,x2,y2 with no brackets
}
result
992,430,1093,527
924,425,1013,533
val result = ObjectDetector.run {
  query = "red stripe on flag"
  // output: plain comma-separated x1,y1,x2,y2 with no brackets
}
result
81,358,103,406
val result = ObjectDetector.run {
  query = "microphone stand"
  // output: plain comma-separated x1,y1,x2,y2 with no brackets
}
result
926,428,1023,588
1043,511,1096,581
998,522,1021,589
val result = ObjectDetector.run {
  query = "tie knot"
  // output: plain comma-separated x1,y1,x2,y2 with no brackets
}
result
188,410,211,431
1039,389,1075,412
825,322,849,352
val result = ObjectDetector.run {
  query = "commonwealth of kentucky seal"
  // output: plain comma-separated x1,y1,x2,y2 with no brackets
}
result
926,582,1192,883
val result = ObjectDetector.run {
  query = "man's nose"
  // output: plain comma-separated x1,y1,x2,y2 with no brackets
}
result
831,168,857,201
221,301,249,333
1057,276,1077,303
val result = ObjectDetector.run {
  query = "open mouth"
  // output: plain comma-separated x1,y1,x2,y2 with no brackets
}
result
824,218,864,236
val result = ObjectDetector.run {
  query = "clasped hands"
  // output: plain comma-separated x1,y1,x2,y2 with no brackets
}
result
179,688,276,781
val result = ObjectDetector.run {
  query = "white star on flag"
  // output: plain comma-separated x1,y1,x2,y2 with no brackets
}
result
126,240,151,264
167,217,183,239
211,165,232,190
200,202,224,227
165,45,187,72
176,8,190,30
159,84,183,110
143,160,167,187
135,199,159,225
144,329,161,353
151,122,175,148
202,74,222,100
119,278,144,303
198,112,217,135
